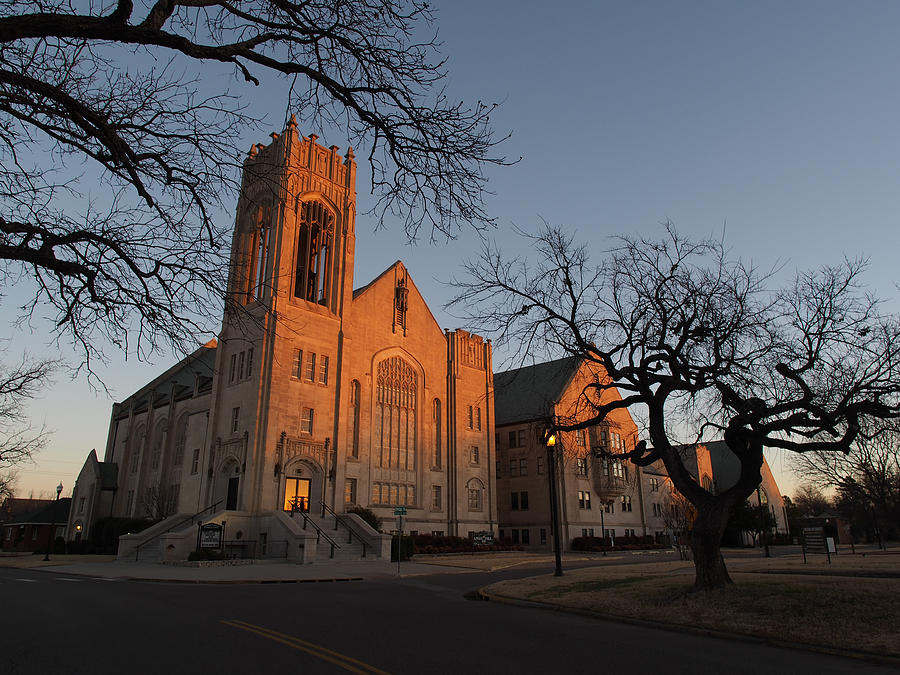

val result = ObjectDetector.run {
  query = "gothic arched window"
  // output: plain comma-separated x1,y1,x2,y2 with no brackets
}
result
375,357,417,470
294,200,335,306
151,419,167,470
349,379,361,459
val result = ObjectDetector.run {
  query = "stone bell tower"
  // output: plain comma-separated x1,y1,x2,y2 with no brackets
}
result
204,117,358,514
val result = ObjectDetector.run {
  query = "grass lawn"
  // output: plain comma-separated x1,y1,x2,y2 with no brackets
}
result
485,560,900,658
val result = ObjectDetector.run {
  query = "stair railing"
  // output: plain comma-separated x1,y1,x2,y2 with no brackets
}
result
292,509,340,558
134,500,224,562
319,501,368,558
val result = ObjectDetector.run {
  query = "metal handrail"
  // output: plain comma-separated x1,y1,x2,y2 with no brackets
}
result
319,500,369,557
295,510,340,558
134,500,224,561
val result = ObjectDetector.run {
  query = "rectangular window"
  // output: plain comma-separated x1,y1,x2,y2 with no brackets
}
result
511,529,519,544
126,489,135,515
519,458,527,477
292,349,303,379
622,495,633,512
650,477,660,491
653,503,662,517
467,405,474,429
190,449,200,474
238,351,245,380
475,407,481,431
495,460,502,479
229,353,237,383
520,491,529,510
468,488,482,511
576,456,588,476
511,492,519,510
604,501,614,514
576,429,586,446
509,458,519,477
537,455,545,475
517,429,526,447
540,528,547,545
246,348,254,377
431,485,442,510
508,430,517,448
78,497,85,513
470,446,480,464
305,353,316,381
319,355,329,385
231,407,240,433
578,491,592,510
301,408,314,435
344,478,357,505
521,528,530,545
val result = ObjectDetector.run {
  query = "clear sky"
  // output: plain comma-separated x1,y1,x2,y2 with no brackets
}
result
6,1,900,499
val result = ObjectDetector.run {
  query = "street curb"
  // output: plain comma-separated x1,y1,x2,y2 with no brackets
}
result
15,566,367,585
476,588,900,669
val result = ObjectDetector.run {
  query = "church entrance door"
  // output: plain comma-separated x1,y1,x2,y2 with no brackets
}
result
284,477,311,513
226,476,240,510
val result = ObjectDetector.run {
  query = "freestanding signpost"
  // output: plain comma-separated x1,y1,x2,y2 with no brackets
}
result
801,526,832,563
394,506,407,575
198,522,224,552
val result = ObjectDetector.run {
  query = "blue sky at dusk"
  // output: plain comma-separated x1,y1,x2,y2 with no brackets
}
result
7,1,900,497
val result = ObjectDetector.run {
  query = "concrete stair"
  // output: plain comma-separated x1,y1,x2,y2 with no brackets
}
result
302,512,375,561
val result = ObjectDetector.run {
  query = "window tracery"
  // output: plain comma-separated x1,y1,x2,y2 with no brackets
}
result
294,200,336,306
375,356,417,470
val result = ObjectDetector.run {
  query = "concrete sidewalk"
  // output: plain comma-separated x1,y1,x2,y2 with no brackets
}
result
11,557,470,583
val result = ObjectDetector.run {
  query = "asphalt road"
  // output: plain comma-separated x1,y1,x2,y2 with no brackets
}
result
1,562,892,675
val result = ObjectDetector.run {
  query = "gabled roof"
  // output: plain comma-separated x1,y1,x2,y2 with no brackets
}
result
7,498,71,525
0,498,53,523
494,356,581,426
351,260,443,333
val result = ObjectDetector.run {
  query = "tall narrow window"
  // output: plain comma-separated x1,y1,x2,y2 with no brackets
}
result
294,200,335,306
475,407,481,431
349,380,360,458
252,217,270,300
173,415,187,466
150,420,166,470
433,399,442,468
292,349,303,379
305,353,316,382
375,356,417,471
231,407,240,433
301,408,314,435
318,356,329,385
246,348,254,378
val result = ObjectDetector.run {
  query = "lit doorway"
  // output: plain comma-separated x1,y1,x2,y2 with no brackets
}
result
284,477,311,513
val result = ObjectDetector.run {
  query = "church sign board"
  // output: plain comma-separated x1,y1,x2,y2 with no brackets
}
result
198,523,224,549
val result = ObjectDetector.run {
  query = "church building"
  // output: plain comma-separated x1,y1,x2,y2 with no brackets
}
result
66,118,496,560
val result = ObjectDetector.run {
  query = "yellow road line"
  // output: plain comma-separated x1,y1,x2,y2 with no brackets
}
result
221,619,392,675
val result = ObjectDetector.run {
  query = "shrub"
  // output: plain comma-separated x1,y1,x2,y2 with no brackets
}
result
87,517,156,554
391,534,415,561
347,506,381,531
188,548,225,561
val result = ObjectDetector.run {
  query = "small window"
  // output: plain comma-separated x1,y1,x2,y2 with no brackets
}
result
246,348,254,377
511,492,519,510
519,458,527,476
507,430,517,448
576,456,588,476
467,405,474,429
650,477,660,492
517,429,526,447
521,528,530,545
229,354,237,383
231,407,240,433
540,528,547,545
475,407,482,431
621,495,633,512
470,446,480,465
578,491,592,510
495,460,502,479
238,351,245,380
190,449,200,475
78,497,85,514
509,458,519,477
467,484,483,511
537,456,545,475
292,349,303,379
431,485,442,510
301,408,314,435
318,355,329,385
520,491,529,510
344,478,357,505
576,429,586,446
305,353,316,381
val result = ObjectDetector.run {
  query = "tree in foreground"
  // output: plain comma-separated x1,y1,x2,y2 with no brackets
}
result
452,223,900,590
0,0,508,368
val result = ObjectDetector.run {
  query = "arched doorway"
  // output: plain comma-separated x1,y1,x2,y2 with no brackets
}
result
281,459,323,514
214,458,242,511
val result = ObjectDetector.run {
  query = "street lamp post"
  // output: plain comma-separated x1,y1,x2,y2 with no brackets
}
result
545,432,563,577
755,485,770,558
599,501,607,556
43,482,63,562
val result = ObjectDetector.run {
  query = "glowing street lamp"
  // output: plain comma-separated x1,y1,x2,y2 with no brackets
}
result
43,482,63,562
545,431,563,577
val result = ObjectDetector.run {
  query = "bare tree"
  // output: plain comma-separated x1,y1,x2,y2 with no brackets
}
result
791,484,833,517
0,0,509,367
139,482,178,521
793,421,899,543
0,353,55,476
452,223,900,590
660,485,696,560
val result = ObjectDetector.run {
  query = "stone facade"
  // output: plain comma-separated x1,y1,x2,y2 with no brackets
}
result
494,357,787,550
66,120,496,552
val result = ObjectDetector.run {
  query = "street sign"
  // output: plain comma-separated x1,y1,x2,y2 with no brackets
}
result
393,506,407,515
